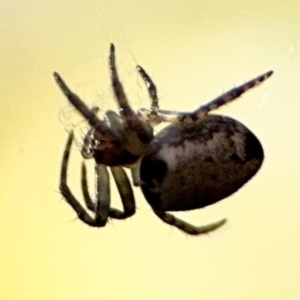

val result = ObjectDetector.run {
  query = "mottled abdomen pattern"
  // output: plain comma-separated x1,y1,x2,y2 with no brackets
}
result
140,115,264,211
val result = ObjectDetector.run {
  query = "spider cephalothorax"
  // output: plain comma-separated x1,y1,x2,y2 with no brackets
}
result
54,44,272,235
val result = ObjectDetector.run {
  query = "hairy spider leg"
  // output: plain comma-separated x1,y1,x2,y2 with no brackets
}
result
137,70,273,124
108,167,136,218
60,131,102,226
154,211,227,236
136,65,160,126
136,65,159,113
109,44,153,145
135,65,180,125
53,72,122,148
53,72,100,127
136,65,180,127
60,131,136,227
189,70,273,120
81,162,136,219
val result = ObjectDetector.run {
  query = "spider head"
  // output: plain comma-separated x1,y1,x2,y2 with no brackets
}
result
54,44,155,168
81,110,153,167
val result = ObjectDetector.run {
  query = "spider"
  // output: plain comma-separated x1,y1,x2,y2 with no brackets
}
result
54,44,273,236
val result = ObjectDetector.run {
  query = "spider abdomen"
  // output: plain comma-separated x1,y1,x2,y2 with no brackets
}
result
140,115,264,212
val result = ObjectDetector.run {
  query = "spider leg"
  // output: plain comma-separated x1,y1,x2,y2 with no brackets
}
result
81,162,96,212
54,72,120,145
81,162,136,220
138,108,183,124
80,161,111,226
109,167,136,219
130,163,141,186
60,131,106,226
136,65,179,126
154,211,227,236
136,65,163,126
54,72,100,127
93,164,111,225
138,70,273,124
109,44,153,144
189,70,273,119
136,65,159,113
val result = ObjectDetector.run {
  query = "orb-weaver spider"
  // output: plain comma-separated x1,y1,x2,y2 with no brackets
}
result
54,44,272,235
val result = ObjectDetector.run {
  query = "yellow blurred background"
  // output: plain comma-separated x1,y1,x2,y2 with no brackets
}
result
0,0,299,299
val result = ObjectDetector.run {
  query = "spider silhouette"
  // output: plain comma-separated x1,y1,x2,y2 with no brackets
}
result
54,44,273,235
